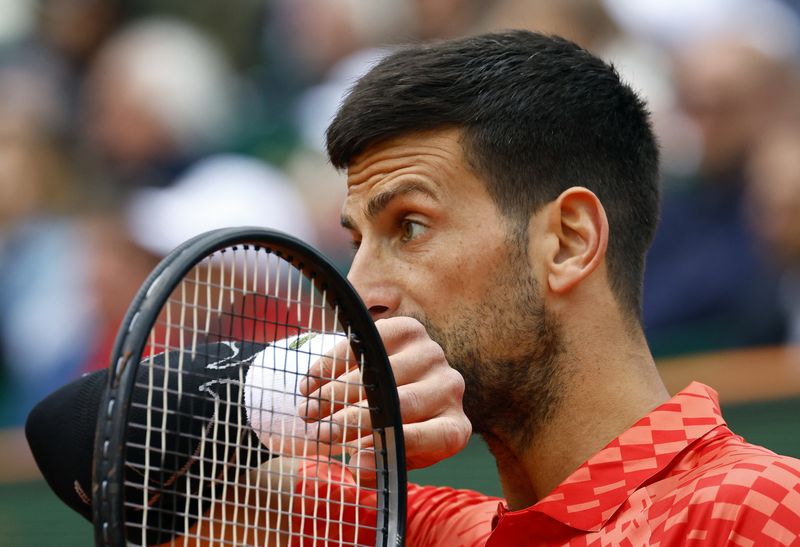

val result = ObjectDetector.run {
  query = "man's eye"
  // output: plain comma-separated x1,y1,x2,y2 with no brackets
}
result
400,220,426,242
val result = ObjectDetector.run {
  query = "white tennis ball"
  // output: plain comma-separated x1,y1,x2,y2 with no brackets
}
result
244,332,348,457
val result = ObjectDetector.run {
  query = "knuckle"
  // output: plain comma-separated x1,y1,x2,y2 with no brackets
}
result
447,368,466,396
419,338,444,359
434,366,465,399
318,383,333,402
345,408,364,428
407,339,446,373
404,316,426,334
395,315,424,331
398,387,421,418
319,355,335,378
404,425,424,450
441,417,471,450
379,316,425,340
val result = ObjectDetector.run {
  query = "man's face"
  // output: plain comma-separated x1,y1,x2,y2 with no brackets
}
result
341,129,562,446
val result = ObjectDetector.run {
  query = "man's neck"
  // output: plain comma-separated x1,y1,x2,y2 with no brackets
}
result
486,323,669,511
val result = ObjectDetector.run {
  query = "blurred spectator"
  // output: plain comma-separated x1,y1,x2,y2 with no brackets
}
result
746,122,800,342
35,0,122,71
602,0,800,59
271,0,414,83
0,15,252,427
0,82,94,427
80,154,319,374
0,13,322,426
478,0,696,184
81,17,239,196
0,7,108,425
643,37,796,356
413,0,495,41
480,0,619,51
0,0,124,144
674,40,794,178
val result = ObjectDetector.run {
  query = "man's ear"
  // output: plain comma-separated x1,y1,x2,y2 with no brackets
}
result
540,187,609,294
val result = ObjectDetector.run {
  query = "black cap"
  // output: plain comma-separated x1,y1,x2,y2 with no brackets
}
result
26,368,105,521
25,341,271,544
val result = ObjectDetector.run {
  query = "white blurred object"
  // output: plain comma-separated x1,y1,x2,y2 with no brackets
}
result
125,154,318,256
602,0,800,59
0,0,34,44
245,332,349,457
93,17,237,154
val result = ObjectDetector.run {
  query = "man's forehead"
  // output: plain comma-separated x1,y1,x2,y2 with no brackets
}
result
339,128,503,235
345,128,466,191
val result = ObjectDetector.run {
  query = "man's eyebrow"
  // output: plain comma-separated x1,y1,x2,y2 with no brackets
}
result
365,181,437,220
340,181,437,231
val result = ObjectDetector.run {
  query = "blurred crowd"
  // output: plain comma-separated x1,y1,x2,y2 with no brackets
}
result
1,0,800,427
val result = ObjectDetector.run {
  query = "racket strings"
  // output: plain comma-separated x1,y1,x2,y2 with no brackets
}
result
122,245,384,546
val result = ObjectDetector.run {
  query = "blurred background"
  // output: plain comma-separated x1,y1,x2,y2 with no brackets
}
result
1,0,800,544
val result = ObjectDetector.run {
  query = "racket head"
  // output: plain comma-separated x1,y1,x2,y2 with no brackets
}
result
92,227,406,546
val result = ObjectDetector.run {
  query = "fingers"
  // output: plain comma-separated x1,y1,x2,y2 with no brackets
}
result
296,316,471,472
299,338,358,397
298,321,452,424
372,318,471,469
314,398,471,466
344,416,472,485
401,416,471,469
347,442,378,487
308,359,466,445
305,401,372,445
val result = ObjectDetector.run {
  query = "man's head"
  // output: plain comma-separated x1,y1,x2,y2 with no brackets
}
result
327,31,659,447
673,37,793,178
328,30,660,319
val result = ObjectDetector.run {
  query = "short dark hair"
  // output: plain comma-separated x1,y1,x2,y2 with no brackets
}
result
326,30,660,318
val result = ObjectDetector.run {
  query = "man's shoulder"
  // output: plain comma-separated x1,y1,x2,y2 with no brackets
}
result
689,434,800,497
709,449,800,503
670,438,800,544
654,444,800,545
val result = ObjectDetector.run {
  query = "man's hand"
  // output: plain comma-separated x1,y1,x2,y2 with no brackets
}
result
298,316,471,472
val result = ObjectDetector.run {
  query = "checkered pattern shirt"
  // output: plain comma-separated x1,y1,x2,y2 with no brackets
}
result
403,382,800,546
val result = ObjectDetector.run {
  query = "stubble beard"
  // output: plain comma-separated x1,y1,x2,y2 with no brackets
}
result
415,243,564,453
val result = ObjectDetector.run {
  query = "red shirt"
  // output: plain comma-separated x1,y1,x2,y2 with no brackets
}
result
403,382,800,546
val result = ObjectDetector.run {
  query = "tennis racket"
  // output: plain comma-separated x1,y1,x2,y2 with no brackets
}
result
92,227,406,546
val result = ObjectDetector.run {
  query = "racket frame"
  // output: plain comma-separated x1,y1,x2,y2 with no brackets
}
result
92,227,407,546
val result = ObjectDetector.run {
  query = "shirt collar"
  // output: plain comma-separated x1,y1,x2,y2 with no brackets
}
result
497,382,728,532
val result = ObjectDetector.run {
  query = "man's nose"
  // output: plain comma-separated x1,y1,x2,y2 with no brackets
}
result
347,246,401,320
